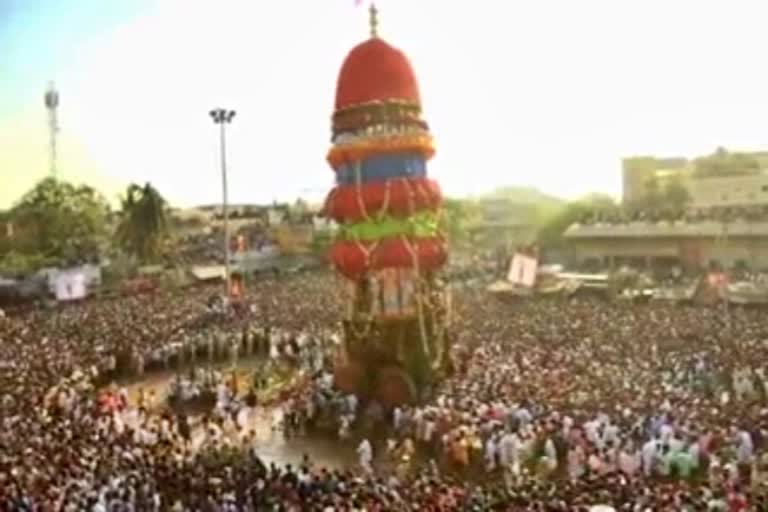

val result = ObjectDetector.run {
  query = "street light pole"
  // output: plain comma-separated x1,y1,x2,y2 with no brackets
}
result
721,220,730,325
209,108,236,301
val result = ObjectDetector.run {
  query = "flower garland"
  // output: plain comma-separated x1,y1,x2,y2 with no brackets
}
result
333,98,421,117
332,101,426,136
339,211,441,242
327,133,435,168
331,237,447,279
324,178,442,223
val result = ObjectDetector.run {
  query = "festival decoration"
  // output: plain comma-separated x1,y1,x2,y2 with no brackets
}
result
334,153,428,184
331,237,446,279
339,211,441,242
324,177,442,222
327,133,435,168
326,4,451,405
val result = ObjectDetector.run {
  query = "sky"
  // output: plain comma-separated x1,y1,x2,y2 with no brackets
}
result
2,0,768,209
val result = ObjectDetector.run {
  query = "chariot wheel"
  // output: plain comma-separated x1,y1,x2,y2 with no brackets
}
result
333,361,366,396
373,365,417,407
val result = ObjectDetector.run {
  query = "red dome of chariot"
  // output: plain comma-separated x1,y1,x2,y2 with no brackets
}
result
334,37,421,110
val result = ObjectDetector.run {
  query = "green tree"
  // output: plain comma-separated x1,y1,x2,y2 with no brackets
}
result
441,198,482,243
663,178,691,209
5,177,110,263
116,182,169,262
537,202,589,247
537,195,620,247
641,178,663,210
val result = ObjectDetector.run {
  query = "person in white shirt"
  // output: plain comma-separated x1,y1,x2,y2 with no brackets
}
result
514,406,532,427
736,427,754,464
499,430,521,487
393,406,404,432
423,416,435,442
484,434,498,472
641,435,659,476
584,418,603,450
567,443,586,480
542,436,558,474
618,443,641,477
339,415,351,440
668,433,684,454
357,438,373,474
659,422,674,444
346,394,358,417
229,338,239,368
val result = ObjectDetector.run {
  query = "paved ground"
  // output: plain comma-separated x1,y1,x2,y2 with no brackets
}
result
117,358,358,470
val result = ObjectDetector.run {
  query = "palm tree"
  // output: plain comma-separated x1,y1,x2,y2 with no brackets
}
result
116,182,168,262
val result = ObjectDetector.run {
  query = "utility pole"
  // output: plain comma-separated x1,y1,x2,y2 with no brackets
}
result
44,82,60,178
722,220,730,325
209,108,236,301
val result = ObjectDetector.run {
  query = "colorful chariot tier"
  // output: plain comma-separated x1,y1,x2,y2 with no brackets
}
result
324,177,442,223
331,236,447,279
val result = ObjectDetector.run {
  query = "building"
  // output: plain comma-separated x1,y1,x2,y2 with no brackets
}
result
564,220,768,270
622,151,768,209
622,156,688,204
687,173,768,209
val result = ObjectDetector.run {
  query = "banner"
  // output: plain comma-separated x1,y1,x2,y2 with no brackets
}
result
507,253,538,288
55,271,86,301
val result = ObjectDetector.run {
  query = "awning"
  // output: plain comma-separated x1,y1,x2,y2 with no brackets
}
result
190,265,226,281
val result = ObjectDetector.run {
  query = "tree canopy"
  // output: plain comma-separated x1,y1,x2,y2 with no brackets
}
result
2,177,110,266
661,177,691,208
537,194,620,247
626,176,691,214
115,183,169,263
441,198,483,243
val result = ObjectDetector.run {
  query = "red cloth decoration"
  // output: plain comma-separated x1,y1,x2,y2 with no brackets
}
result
324,178,442,222
331,237,446,279
335,38,420,110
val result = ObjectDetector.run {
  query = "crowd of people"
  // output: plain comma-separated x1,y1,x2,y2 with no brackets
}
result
577,204,768,226
2,270,768,509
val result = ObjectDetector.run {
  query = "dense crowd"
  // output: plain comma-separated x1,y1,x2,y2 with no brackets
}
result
2,271,768,510
577,204,768,226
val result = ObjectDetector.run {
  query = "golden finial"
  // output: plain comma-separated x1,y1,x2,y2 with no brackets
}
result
369,3,379,38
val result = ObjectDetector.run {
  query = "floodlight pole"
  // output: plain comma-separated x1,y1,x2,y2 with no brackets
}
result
209,108,236,301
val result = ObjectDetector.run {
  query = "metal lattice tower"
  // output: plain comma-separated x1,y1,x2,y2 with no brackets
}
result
44,82,60,178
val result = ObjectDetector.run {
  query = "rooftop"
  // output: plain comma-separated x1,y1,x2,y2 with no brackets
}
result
565,220,768,239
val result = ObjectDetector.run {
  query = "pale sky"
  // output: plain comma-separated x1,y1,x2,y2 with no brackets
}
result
2,0,768,209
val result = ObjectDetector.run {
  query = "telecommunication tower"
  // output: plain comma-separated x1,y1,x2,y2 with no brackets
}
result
44,82,60,178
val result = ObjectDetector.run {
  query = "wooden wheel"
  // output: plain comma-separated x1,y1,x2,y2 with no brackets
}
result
373,365,417,407
334,361,366,396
